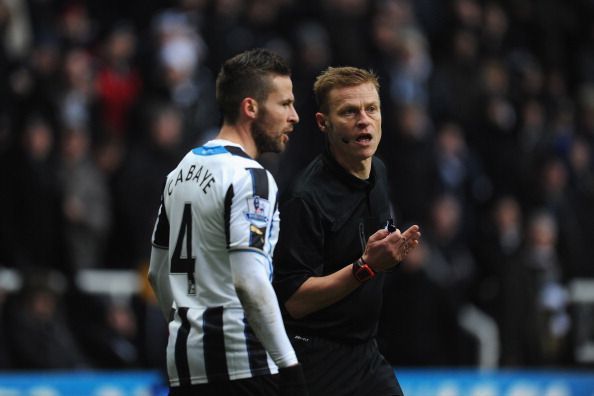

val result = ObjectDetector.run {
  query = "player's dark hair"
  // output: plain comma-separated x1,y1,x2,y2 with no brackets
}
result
313,66,380,114
216,48,291,124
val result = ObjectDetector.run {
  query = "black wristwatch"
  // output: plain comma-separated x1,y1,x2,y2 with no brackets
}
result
352,257,376,283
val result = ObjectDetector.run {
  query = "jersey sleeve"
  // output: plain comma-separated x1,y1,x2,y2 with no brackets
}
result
229,250,298,368
151,182,170,249
225,166,278,255
272,196,325,304
148,183,173,319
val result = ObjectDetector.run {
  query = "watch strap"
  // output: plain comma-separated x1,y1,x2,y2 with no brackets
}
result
352,257,376,282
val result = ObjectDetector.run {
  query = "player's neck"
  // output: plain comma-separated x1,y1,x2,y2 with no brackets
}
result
217,124,258,159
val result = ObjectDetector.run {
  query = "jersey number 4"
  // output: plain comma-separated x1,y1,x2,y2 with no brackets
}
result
172,203,196,295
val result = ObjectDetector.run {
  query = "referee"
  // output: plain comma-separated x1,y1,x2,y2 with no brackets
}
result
273,67,421,396
148,48,307,396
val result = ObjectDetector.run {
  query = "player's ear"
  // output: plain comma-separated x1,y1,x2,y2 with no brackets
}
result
315,112,327,132
241,98,258,120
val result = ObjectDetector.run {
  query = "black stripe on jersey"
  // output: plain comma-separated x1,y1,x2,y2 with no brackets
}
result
224,145,251,159
247,168,269,200
203,306,229,382
247,168,269,250
224,185,234,249
174,308,191,386
243,317,271,376
152,181,170,248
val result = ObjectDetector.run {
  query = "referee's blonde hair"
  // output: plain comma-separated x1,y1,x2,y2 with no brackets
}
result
313,67,380,113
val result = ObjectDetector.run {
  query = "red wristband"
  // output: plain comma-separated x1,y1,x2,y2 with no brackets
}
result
352,257,376,283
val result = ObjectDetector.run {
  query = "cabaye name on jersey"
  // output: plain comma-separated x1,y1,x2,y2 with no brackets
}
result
167,164,216,195
244,195,269,224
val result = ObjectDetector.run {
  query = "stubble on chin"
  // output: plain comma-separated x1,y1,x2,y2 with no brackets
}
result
251,121,284,155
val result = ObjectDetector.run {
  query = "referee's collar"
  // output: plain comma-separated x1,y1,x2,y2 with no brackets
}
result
321,144,376,191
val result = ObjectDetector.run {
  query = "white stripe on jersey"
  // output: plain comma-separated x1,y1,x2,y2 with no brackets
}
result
152,139,280,385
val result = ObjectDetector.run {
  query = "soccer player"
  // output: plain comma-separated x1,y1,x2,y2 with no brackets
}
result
273,66,422,396
148,48,307,396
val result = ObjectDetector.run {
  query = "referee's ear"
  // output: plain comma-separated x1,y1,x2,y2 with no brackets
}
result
315,112,327,132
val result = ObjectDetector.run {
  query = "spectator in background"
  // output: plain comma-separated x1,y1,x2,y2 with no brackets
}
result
5,269,89,369
502,210,571,366
528,157,582,280
59,126,111,270
10,37,62,138
472,195,524,343
0,0,33,62
96,23,142,139
370,0,432,110
94,135,129,268
318,0,372,68
480,1,510,58
429,28,482,131
420,192,477,364
434,121,488,210
566,137,594,277
577,84,594,141
517,98,552,188
474,59,521,196
146,10,218,147
383,102,438,226
57,3,96,50
59,48,99,137
67,291,144,369
425,193,476,296
202,0,249,74
102,298,141,367
10,115,67,273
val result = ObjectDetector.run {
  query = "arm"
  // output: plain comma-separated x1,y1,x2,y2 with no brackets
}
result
148,245,173,320
230,250,298,368
227,167,301,370
284,257,366,319
285,225,421,319
148,187,173,320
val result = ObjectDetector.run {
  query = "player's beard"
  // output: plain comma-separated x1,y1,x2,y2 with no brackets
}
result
251,109,285,155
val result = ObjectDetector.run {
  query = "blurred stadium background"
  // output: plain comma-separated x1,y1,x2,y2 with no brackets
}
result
0,0,594,394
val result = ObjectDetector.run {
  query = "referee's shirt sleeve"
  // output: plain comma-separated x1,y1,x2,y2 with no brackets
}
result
273,196,324,305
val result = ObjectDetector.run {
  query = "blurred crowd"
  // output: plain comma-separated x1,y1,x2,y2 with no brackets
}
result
0,0,593,371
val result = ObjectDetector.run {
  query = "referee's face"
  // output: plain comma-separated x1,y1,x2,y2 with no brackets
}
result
321,82,382,166
251,75,299,155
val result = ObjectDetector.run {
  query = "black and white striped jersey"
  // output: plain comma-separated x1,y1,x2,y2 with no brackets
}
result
150,139,280,386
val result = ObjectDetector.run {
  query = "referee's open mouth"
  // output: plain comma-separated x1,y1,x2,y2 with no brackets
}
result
355,133,373,143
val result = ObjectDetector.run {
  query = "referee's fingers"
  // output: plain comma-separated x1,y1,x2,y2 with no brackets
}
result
402,225,421,240
368,228,390,243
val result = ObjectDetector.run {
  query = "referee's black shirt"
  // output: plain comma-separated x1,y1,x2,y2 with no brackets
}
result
273,147,392,343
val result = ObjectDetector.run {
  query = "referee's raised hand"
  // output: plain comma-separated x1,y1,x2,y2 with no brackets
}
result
362,224,421,272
